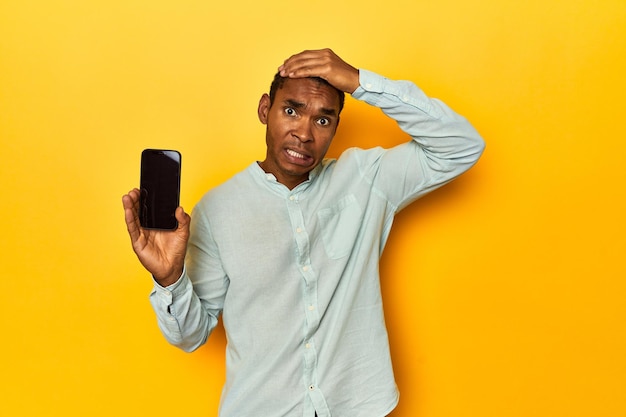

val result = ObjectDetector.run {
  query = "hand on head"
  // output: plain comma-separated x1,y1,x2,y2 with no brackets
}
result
278,48,360,94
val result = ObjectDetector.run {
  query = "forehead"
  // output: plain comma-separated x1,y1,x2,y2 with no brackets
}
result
275,78,341,112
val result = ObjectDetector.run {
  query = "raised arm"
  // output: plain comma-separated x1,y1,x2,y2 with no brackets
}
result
279,49,485,209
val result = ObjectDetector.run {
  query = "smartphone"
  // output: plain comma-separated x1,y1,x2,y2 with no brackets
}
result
139,149,181,230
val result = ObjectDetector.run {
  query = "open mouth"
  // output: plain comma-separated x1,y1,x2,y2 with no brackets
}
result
285,148,313,167
286,149,307,160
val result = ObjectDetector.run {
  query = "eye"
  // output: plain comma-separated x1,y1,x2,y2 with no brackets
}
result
317,117,331,126
284,107,296,117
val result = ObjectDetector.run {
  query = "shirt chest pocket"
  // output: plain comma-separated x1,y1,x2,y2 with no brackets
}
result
317,194,363,259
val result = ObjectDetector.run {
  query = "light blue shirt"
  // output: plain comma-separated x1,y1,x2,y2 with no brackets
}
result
149,69,485,417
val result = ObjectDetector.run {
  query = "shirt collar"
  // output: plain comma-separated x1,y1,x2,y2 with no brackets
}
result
251,162,323,193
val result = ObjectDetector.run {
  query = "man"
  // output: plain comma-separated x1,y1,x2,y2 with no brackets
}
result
123,48,485,417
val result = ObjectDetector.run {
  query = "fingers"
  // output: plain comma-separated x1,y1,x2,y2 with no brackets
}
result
122,189,141,243
279,48,336,79
278,48,359,93
279,49,328,76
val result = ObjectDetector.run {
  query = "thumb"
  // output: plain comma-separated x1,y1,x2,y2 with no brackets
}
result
175,206,191,231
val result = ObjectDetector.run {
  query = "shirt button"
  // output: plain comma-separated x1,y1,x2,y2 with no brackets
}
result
289,195,295,201
366,83,372,89
302,265,309,272
309,385,315,391
305,343,311,349
308,305,315,311
296,227,302,233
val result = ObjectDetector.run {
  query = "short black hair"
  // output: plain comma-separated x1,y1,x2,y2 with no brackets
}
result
268,72,345,114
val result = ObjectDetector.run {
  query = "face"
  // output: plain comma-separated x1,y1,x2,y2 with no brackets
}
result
258,77,341,189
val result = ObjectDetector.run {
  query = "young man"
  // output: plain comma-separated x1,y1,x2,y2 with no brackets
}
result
123,48,485,417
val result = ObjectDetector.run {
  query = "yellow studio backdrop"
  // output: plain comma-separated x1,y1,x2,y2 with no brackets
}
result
1,0,625,416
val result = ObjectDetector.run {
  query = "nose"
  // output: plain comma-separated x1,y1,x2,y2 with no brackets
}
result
293,119,313,143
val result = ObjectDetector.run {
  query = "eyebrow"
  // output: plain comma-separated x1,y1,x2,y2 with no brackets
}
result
284,99,338,117
320,107,338,117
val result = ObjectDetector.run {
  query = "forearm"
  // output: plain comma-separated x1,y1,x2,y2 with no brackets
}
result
149,269,218,352
352,69,485,173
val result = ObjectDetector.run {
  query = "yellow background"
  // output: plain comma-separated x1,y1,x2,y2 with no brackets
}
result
1,0,625,416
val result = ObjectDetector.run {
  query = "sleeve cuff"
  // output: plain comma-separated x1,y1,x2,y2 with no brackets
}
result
352,68,386,98
151,267,188,298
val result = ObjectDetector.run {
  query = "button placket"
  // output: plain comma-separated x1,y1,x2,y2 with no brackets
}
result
286,192,312,275
283,189,327,411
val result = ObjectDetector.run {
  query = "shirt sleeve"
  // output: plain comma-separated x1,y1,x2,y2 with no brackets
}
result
351,69,486,211
148,205,227,352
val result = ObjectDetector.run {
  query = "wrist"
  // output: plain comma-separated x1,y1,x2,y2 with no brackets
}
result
154,268,183,287
347,69,360,94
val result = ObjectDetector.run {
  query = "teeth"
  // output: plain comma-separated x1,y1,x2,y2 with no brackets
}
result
287,149,306,159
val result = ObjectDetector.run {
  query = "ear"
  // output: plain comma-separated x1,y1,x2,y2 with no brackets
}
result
257,93,271,124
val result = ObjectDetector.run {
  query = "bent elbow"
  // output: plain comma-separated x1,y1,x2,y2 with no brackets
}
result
165,332,208,353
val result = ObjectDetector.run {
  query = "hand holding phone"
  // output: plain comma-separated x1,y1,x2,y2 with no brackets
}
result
122,149,189,286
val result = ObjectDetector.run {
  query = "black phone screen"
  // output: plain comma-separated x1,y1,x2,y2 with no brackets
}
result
139,149,181,230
